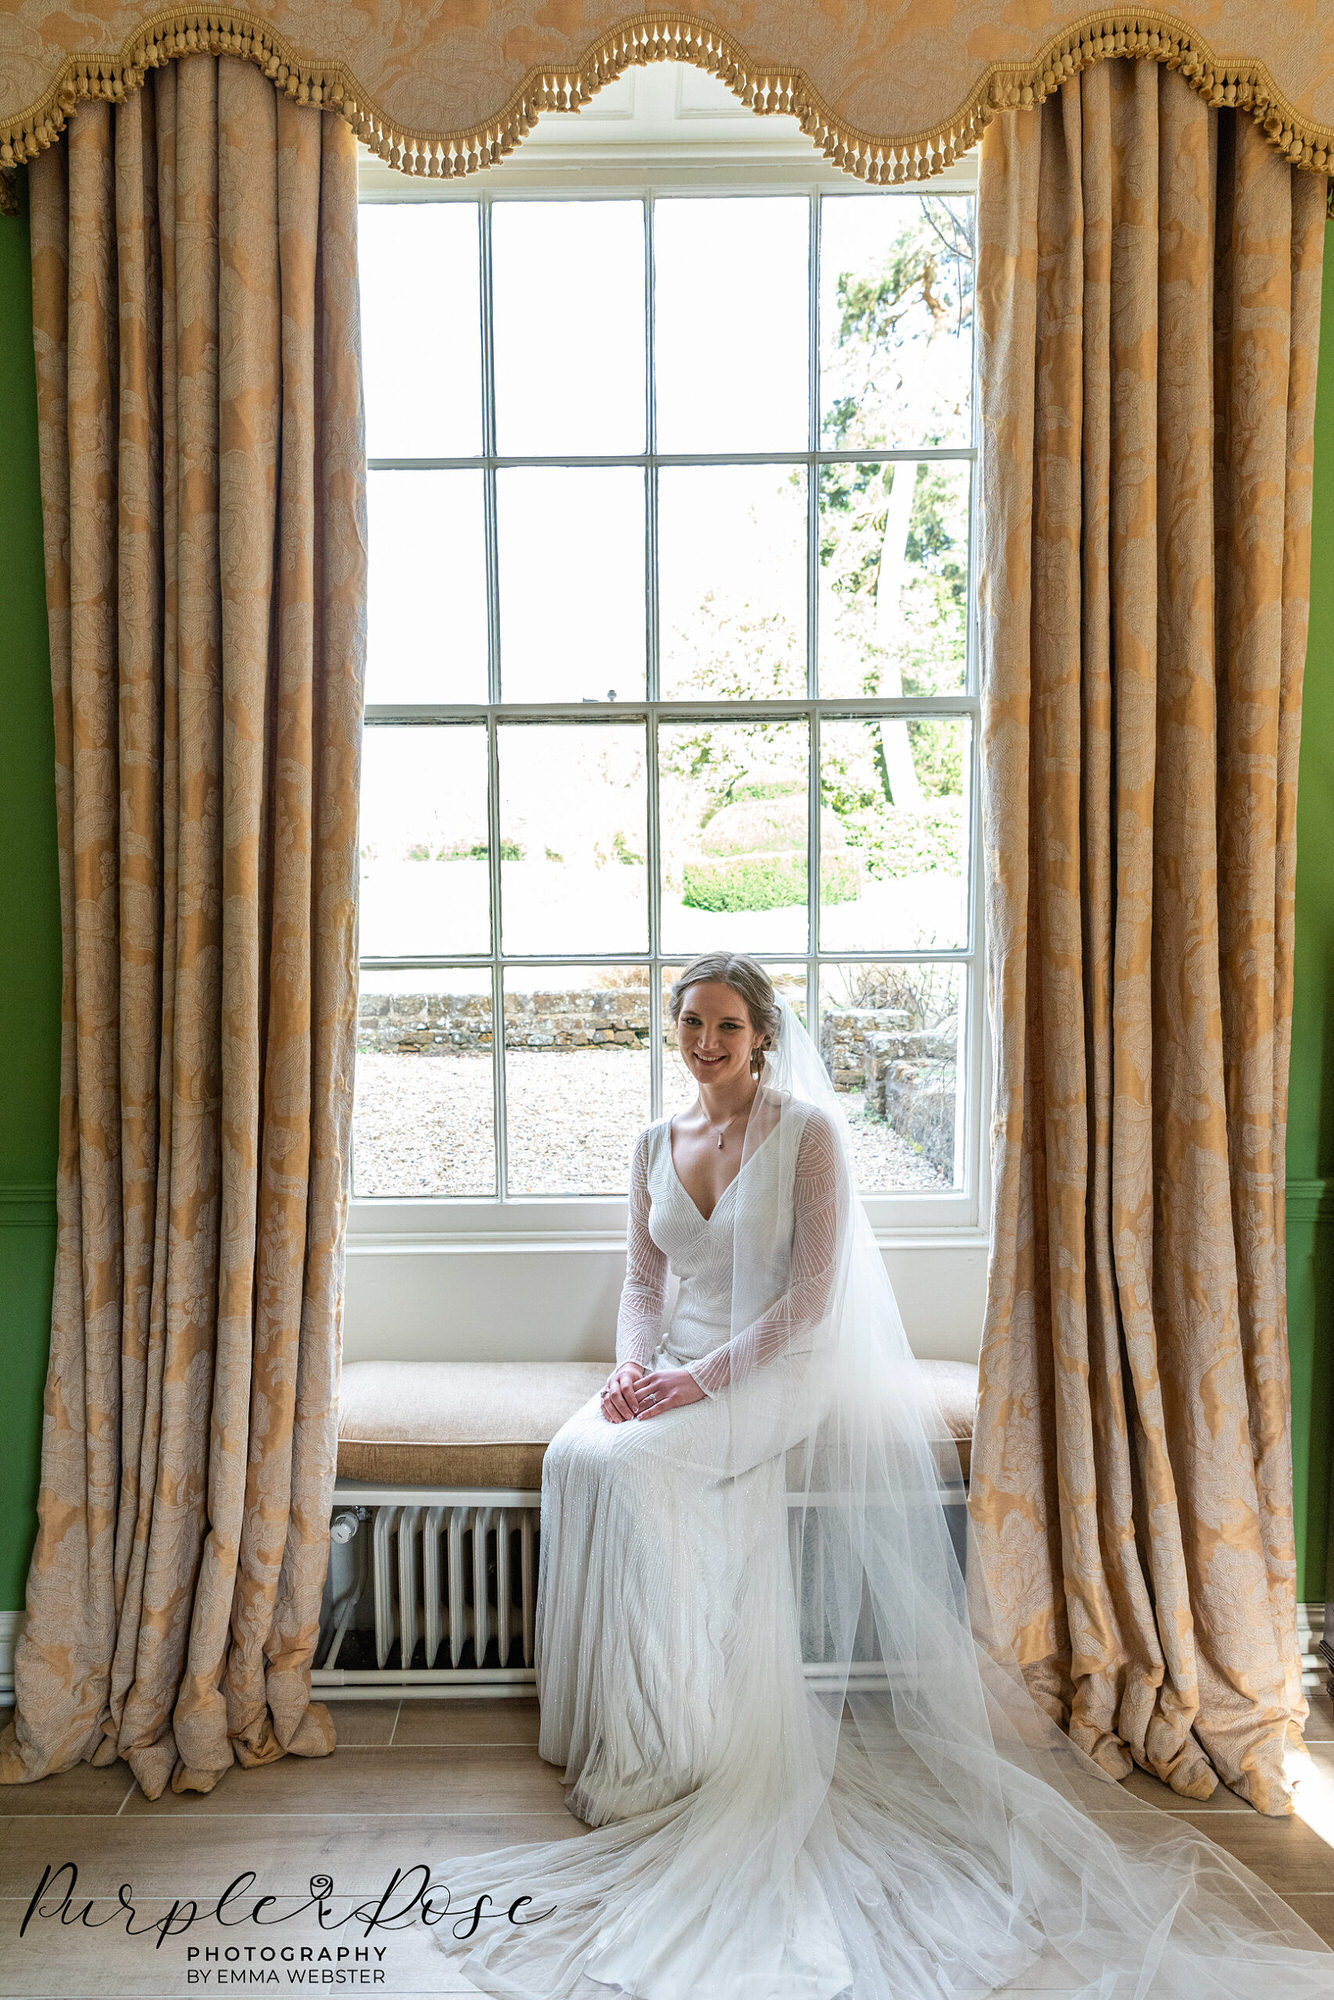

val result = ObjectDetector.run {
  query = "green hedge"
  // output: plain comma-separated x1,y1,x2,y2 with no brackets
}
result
683,849,859,913
699,795,808,858
851,801,962,881
428,838,523,862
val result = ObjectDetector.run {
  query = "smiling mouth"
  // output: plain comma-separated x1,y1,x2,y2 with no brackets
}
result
692,1052,726,1065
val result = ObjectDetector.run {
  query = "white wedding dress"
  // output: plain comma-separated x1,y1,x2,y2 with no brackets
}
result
535,1106,833,1830
426,1010,1334,2000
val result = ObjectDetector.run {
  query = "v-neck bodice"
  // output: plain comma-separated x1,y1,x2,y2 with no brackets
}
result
634,1113,797,1369
665,1116,770,1225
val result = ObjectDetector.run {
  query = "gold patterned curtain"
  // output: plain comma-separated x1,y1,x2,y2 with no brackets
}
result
0,51,367,1798
969,54,1326,1817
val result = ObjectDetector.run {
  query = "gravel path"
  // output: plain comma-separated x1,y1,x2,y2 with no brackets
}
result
352,1050,949,1198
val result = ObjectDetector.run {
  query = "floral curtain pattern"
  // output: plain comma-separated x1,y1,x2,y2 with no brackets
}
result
0,50,367,1798
970,53,1326,1817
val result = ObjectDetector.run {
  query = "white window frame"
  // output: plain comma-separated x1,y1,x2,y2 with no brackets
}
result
350,104,988,1257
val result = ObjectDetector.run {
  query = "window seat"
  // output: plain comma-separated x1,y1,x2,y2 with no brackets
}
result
335,1357,979,1488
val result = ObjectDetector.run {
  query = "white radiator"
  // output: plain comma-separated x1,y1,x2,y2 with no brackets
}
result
316,1478,969,1699
315,1482,542,1694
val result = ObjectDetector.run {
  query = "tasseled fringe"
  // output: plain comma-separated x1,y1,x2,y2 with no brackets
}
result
1,7,1332,181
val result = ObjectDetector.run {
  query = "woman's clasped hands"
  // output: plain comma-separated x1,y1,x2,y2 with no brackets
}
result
600,1361,706,1422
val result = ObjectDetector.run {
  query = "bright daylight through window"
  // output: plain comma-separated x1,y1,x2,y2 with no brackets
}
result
352,86,979,1215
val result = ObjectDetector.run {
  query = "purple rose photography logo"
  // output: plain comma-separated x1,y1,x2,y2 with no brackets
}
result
17,1860,557,1989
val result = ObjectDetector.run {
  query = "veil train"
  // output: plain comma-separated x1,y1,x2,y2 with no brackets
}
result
422,994,1334,1999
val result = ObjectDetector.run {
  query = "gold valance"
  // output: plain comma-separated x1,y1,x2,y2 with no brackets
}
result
2,3,1333,179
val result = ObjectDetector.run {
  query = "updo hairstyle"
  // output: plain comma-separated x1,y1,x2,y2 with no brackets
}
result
667,953,782,1080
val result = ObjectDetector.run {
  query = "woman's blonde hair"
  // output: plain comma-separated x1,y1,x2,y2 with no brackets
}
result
667,953,782,1075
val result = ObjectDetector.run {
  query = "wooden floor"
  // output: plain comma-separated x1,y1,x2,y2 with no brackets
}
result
1,1689,1332,1998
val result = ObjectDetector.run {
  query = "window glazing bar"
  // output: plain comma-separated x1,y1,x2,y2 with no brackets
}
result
368,446,976,471
363,697,978,723
806,187,821,1020
479,197,509,1203
359,949,977,970
644,193,665,1121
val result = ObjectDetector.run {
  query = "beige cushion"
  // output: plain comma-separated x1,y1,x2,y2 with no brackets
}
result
915,1357,978,1480
337,1360,612,1488
337,1357,978,1489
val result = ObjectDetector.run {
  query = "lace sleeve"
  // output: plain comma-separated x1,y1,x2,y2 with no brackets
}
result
615,1126,666,1373
685,1109,848,1398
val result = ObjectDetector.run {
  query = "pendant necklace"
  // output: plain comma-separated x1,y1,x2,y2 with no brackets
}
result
705,1102,750,1150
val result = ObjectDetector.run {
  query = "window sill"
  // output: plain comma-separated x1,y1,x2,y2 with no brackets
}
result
345,1199,987,1252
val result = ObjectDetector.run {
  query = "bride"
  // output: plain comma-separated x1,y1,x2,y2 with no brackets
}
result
426,952,1334,1998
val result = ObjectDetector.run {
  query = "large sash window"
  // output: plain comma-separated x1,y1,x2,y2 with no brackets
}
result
353,66,981,1231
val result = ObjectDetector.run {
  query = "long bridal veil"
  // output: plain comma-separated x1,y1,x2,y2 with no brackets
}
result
427,995,1334,1999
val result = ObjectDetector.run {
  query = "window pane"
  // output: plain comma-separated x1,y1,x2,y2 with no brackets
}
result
505,966,650,1193
367,471,487,704
654,197,808,453
819,460,969,698
659,465,807,700
658,720,810,956
819,963,962,1189
819,716,969,951
819,193,974,450
499,724,647,954
358,726,490,958
497,468,646,700
354,967,494,1196
661,961,806,1115
492,201,646,455
359,204,482,458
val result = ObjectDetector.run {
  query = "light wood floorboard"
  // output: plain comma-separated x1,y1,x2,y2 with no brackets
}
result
0,1694,1331,1995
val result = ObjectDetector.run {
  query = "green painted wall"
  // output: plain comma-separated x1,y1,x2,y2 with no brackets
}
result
1290,232,1334,1607
0,193,1332,1610
0,182,60,1616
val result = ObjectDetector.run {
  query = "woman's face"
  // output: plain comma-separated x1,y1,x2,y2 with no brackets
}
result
675,982,765,1089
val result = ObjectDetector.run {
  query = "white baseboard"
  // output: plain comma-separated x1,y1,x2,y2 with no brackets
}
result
0,1609,23,1700
1299,1602,1327,1689
0,1605,1324,1705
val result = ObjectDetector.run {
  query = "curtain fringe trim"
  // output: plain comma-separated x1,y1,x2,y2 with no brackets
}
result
2,7,1333,179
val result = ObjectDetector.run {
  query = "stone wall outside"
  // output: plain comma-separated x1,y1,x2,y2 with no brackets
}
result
358,988,651,1054
820,1009,957,1179
359,992,956,1178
